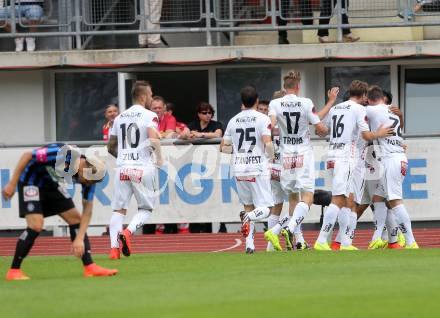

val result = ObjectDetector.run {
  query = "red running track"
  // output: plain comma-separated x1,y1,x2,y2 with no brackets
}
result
0,228,440,256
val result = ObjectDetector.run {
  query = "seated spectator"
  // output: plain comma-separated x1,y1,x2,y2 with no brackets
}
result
150,96,177,138
413,0,440,13
257,100,269,116
318,0,359,43
188,102,223,139
166,102,190,139
102,103,119,141
0,0,44,51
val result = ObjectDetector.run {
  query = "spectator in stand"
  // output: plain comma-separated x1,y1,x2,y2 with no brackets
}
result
317,0,359,43
102,103,119,141
278,0,313,44
150,96,177,138
257,100,269,116
188,102,223,139
400,0,440,18
138,0,164,48
166,102,190,139
0,0,44,51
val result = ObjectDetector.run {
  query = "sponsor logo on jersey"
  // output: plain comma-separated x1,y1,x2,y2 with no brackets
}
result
282,136,303,145
283,154,304,169
120,168,143,183
35,147,48,163
326,160,335,169
234,155,262,165
235,116,256,123
23,186,39,202
27,203,35,212
235,176,256,182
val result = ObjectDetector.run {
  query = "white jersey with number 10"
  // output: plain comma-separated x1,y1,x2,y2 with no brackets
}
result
268,94,320,153
110,104,159,167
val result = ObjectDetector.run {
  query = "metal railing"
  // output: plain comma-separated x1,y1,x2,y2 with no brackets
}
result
0,0,440,48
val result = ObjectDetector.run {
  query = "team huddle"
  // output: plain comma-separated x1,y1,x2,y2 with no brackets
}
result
222,71,418,253
1,75,418,281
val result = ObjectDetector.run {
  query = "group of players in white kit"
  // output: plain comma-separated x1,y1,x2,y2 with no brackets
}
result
106,74,418,259
221,71,419,253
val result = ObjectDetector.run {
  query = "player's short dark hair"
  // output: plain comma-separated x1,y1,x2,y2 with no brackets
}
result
367,85,384,102
258,100,269,106
383,90,393,104
348,80,368,98
152,95,166,105
131,81,151,101
166,102,175,113
283,70,301,89
241,85,258,108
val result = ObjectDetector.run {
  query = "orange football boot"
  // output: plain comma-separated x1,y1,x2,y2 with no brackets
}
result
84,263,118,277
109,248,120,260
5,268,30,281
119,229,132,257
331,241,341,251
387,242,403,249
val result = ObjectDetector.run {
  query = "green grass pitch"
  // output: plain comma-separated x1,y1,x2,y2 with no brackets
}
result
1,250,440,318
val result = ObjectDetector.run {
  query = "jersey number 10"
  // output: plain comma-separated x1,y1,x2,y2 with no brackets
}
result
120,123,140,149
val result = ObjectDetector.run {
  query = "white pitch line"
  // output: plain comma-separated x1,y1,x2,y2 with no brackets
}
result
211,239,242,252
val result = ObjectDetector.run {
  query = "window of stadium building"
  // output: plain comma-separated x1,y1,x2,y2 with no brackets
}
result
216,67,281,125
325,66,391,104
405,68,440,135
55,72,118,141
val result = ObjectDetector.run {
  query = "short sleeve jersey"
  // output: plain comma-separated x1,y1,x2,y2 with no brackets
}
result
110,105,159,167
223,109,272,177
268,94,320,153
325,100,370,160
366,104,404,157
19,143,95,201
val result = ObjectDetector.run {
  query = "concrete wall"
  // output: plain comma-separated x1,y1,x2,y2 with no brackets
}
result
0,71,46,144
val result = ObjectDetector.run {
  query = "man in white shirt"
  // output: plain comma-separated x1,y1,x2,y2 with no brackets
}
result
220,85,274,254
365,85,418,249
107,81,163,259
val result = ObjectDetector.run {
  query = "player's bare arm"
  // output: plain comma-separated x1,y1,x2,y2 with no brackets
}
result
107,135,118,158
269,115,278,135
361,124,394,141
1,151,33,200
315,122,329,137
317,87,339,120
72,200,94,258
390,105,404,129
220,138,233,154
262,135,274,160
148,127,163,166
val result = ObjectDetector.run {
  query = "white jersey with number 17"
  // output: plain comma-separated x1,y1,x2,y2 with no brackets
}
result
223,109,272,177
268,94,320,153
110,104,159,167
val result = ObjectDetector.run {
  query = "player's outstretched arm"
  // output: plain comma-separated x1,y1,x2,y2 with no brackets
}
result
148,127,163,167
361,124,394,141
315,122,329,137
72,200,93,257
317,87,339,120
262,135,274,160
107,135,118,158
1,151,32,200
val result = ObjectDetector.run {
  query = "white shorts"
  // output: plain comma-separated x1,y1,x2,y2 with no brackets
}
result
111,166,158,211
373,154,408,201
235,175,274,208
326,159,353,197
280,149,315,194
351,159,377,205
270,164,285,205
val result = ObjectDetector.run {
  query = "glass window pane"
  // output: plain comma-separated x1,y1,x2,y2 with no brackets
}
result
216,67,281,125
325,66,390,104
405,69,440,134
55,72,118,141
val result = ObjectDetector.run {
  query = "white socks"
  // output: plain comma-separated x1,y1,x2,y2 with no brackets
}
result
349,211,358,243
246,207,270,222
294,223,305,244
372,202,387,242
270,215,290,235
392,204,416,245
287,202,309,233
317,204,340,244
266,214,280,251
127,209,152,234
386,210,399,244
339,207,352,247
246,222,255,250
110,212,124,248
